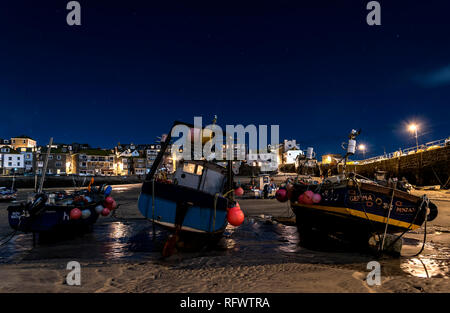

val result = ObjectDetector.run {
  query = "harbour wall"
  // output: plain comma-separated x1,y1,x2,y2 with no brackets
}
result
344,145,450,187
0,176,145,189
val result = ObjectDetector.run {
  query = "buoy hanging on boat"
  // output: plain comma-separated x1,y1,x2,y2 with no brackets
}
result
104,186,112,196
298,194,305,204
303,191,314,204
95,205,104,214
70,208,82,220
111,200,117,210
101,208,111,217
234,187,244,197
104,196,114,209
81,209,91,219
227,206,244,226
275,188,288,202
312,193,322,204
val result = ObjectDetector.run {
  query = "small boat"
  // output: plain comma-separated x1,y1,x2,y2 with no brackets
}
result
283,130,438,249
7,184,111,236
138,120,241,256
0,187,17,201
6,137,116,244
0,175,17,201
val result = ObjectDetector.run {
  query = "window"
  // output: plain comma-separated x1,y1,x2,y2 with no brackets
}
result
48,155,53,160
17,162,21,167
57,155,61,160
8,157,12,161
55,162,62,167
23,140,26,144
183,163,197,174
8,162,12,166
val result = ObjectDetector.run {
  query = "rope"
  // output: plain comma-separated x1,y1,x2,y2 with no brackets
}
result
384,195,429,256
152,179,156,239
0,230,17,247
212,193,219,232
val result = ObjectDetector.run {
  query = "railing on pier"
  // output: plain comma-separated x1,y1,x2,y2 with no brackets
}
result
357,136,450,165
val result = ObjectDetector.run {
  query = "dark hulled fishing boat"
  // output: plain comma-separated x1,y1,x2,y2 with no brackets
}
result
284,130,438,248
290,175,437,244
7,186,108,234
6,138,116,243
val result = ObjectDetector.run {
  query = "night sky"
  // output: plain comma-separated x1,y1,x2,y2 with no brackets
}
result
1,0,449,158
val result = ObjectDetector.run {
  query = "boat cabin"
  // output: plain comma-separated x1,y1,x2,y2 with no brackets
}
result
173,160,227,195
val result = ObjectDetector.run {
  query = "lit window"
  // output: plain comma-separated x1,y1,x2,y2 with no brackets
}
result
183,163,197,174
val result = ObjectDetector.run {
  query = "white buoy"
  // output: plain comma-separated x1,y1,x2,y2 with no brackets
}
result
81,209,91,219
95,205,104,214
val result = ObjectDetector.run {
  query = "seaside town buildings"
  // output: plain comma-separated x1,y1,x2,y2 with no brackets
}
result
0,135,310,176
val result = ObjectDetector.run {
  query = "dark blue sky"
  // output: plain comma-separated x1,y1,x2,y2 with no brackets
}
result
0,0,449,158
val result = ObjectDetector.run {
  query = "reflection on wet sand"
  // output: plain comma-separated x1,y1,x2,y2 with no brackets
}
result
0,184,449,292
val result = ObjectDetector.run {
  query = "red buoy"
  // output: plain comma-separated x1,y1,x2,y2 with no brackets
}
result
111,200,117,210
303,191,314,204
101,207,111,217
104,196,114,209
275,189,288,202
227,206,245,226
70,208,82,220
298,194,305,204
234,187,244,197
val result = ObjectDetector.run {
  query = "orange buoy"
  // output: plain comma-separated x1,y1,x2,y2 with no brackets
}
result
227,206,245,226
70,208,82,220
234,187,244,197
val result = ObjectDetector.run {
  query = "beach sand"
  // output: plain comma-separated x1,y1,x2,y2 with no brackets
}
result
0,184,449,293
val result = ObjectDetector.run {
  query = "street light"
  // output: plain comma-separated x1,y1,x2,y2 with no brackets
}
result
358,144,366,159
408,123,419,151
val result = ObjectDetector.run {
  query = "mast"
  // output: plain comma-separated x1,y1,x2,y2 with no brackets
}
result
38,137,53,194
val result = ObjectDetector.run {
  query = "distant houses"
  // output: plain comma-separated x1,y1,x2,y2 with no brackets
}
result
0,135,311,176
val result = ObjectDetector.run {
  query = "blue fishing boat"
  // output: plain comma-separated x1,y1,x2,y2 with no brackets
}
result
138,121,240,256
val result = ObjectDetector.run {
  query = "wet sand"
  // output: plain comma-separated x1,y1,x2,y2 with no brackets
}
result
0,184,449,293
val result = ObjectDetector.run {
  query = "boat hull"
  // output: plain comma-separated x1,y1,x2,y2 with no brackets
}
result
139,181,229,235
291,181,433,239
7,204,100,233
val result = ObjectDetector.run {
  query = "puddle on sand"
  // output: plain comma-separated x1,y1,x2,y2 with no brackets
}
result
0,216,449,280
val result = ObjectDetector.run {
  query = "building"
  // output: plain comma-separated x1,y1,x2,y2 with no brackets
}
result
133,153,147,176
284,149,303,164
0,139,12,148
21,147,34,173
145,143,162,172
34,146,72,175
72,149,115,176
0,146,25,175
10,135,37,151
